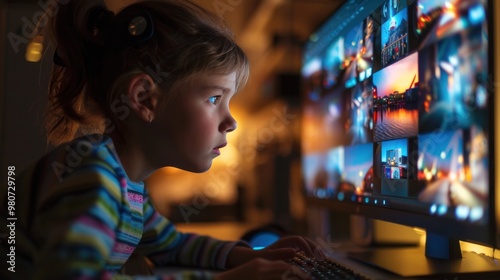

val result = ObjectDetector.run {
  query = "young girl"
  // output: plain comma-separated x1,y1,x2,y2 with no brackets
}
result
0,0,322,279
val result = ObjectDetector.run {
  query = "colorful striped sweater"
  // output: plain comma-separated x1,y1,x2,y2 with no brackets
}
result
0,134,246,279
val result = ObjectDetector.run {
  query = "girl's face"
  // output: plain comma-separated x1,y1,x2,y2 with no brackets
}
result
149,72,238,172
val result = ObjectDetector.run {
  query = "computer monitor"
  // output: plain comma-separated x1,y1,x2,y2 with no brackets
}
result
301,0,500,277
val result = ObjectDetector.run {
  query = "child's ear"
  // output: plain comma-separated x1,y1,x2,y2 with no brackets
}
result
127,74,159,123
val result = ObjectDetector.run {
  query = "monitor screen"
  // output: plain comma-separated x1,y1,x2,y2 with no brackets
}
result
300,0,499,269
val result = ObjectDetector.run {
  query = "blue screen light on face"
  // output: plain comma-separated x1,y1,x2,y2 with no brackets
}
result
248,232,281,250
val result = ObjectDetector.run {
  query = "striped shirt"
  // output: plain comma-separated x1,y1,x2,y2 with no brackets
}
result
0,134,246,279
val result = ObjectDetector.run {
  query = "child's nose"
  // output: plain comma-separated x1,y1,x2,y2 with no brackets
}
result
222,113,237,133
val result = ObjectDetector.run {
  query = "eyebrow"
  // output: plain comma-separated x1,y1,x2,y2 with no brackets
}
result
202,85,233,94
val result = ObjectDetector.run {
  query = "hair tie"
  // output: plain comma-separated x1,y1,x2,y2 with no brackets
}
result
115,9,155,48
53,6,155,67
89,7,155,50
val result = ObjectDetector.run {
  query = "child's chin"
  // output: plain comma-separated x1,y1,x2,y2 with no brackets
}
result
188,162,213,173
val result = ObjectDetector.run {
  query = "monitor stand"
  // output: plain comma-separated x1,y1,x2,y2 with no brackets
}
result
347,231,500,278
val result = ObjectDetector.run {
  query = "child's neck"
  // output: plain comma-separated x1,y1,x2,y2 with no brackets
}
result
114,139,154,183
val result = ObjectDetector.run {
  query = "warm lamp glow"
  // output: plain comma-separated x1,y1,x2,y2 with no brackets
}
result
212,143,240,168
25,35,44,63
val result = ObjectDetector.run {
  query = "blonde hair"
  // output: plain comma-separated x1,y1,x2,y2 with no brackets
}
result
44,0,249,145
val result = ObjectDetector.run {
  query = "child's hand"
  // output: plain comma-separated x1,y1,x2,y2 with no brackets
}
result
226,235,324,268
264,235,324,259
225,246,295,268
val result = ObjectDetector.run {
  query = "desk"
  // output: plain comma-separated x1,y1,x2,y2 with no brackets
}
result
155,223,500,279
322,243,500,280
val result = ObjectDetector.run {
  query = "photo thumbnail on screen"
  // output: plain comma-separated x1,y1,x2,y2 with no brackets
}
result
302,143,374,200
416,0,487,48
373,52,419,142
418,21,488,134
417,128,488,219
301,85,352,152
342,80,375,145
301,69,374,149
342,143,374,196
341,16,375,89
374,138,419,198
381,7,410,67
372,0,419,72
380,0,409,24
302,148,344,199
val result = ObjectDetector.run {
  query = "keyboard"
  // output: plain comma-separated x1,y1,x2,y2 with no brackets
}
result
288,252,370,280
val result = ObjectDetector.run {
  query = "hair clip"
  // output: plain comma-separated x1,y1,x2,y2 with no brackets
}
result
98,9,154,51
84,6,154,51
115,9,155,48
128,16,148,37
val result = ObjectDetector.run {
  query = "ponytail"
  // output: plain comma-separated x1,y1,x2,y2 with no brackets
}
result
45,0,110,145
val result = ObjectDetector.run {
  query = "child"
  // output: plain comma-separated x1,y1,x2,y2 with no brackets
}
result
0,0,321,279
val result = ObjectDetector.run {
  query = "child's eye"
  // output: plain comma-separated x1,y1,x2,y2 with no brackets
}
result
208,96,221,105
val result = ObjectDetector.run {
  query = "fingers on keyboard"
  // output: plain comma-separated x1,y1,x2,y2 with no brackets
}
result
287,252,370,280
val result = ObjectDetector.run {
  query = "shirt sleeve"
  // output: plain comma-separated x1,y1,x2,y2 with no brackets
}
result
33,157,122,280
136,194,250,271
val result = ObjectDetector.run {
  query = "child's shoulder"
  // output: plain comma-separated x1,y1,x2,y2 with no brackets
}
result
2,135,126,224
20,134,123,186
51,134,127,178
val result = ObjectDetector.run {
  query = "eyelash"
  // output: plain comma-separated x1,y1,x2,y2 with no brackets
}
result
208,96,221,105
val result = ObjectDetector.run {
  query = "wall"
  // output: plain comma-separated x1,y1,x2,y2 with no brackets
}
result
1,1,51,174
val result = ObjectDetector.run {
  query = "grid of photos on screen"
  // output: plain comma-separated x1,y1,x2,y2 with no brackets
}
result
301,0,489,224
